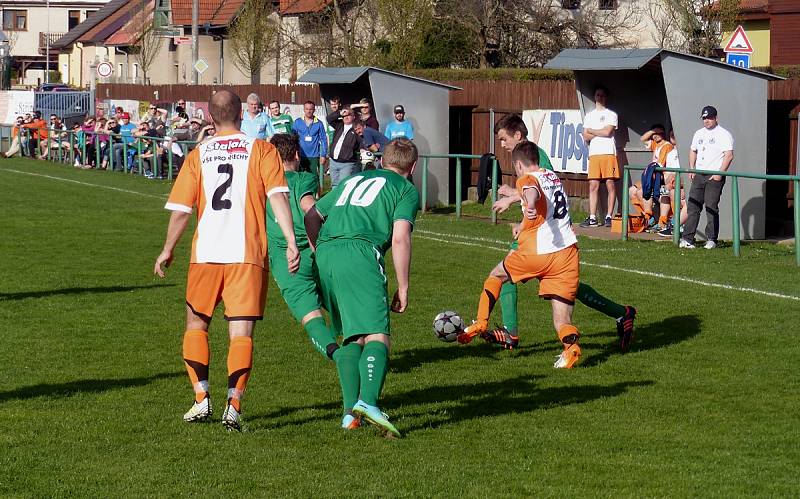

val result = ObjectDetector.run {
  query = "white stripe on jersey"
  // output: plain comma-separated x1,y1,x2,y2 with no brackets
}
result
195,134,253,264
528,170,577,255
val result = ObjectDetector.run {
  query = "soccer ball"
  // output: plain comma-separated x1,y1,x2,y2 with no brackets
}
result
432,311,464,343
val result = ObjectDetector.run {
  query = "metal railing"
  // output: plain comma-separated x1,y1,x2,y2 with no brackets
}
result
622,165,800,266
0,126,195,180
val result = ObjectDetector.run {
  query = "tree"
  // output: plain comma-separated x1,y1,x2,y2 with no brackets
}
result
651,0,740,57
229,0,278,84
129,1,164,84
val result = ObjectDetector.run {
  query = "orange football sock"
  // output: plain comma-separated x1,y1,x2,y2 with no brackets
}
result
658,215,669,225
476,276,503,325
557,324,580,346
227,336,253,412
183,329,210,403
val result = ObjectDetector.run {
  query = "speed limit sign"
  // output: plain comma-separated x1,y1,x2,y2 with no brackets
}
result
96,62,113,78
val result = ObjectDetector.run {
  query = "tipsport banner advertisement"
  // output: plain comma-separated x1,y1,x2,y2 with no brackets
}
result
522,110,589,175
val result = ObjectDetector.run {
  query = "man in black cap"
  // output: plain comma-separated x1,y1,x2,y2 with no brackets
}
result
384,105,414,140
680,106,734,249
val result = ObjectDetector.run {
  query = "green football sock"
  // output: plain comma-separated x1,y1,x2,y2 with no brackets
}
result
499,281,518,334
358,341,389,407
333,342,362,415
303,317,338,361
576,282,626,319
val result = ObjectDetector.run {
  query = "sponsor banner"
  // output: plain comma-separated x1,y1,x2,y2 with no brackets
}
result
0,91,35,124
522,109,589,175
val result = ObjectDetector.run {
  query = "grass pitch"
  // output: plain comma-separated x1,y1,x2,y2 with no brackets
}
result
0,158,798,497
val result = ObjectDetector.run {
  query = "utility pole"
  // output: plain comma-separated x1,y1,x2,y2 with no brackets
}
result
46,0,50,83
191,0,198,84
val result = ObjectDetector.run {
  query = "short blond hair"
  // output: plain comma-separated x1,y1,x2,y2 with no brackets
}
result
382,138,417,174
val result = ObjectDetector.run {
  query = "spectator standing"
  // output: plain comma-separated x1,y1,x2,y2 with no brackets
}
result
268,100,293,134
143,103,167,137
355,98,379,130
241,93,275,140
292,100,328,175
326,96,341,145
170,99,191,139
680,106,734,249
384,105,414,140
580,85,620,228
326,107,362,187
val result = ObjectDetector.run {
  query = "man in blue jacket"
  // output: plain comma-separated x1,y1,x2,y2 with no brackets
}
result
293,101,328,175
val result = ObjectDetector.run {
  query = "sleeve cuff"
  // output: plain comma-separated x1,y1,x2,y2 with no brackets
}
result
267,186,290,198
165,202,192,213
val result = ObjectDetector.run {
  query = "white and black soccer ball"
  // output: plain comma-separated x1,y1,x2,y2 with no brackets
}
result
432,311,464,343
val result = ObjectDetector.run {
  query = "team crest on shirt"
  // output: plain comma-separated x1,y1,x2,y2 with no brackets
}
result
709,138,715,144
207,138,251,154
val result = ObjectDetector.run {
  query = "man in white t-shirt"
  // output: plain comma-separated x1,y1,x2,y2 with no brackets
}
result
580,85,620,228
680,106,734,249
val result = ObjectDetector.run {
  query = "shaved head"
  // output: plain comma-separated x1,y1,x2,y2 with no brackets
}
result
209,90,242,127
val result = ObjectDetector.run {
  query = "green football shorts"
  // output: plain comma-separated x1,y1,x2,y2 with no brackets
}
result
315,240,390,340
269,246,322,323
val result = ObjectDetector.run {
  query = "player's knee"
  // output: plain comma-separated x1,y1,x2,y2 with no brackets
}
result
300,309,323,326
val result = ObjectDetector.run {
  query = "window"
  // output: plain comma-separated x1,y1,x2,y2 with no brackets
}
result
599,0,617,9
561,0,580,9
2,10,27,31
68,10,81,30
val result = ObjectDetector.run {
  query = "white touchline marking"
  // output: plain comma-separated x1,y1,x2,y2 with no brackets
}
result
415,230,800,302
0,168,168,200
415,228,628,253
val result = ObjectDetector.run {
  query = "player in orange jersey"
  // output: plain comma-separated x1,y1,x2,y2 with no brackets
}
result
154,90,300,431
458,141,582,368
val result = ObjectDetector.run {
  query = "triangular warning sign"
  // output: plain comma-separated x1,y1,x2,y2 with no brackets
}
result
724,25,754,54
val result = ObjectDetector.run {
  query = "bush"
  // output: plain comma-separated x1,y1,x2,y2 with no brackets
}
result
751,65,800,79
406,67,575,82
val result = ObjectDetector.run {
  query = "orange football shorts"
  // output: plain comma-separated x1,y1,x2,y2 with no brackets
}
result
185,263,267,321
588,154,620,180
503,244,579,302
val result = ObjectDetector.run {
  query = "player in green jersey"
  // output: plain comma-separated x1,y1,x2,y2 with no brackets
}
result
464,114,636,351
305,138,419,438
267,134,339,361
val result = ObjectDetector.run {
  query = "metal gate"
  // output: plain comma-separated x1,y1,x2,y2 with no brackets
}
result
34,91,94,128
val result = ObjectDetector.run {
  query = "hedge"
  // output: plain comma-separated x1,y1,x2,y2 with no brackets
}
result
751,65,800,79
406,68,575,82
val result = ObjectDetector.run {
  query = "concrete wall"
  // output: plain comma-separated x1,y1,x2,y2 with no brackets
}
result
661,53,768,240
368,71,450,207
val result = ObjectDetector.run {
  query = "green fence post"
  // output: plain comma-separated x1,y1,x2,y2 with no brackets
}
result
109,137,116,172
794,179,800,266
46,128,52,161
456,157,462,218
673,171,682,245
731,176,740,257
95,135,101,169
167,141,174,180
122,140,127,172
621,167,629,241
319,158,324,191
69,131,75,165
152,139,158,177
137,141,143,175
421,156,428,214
491,157,498,225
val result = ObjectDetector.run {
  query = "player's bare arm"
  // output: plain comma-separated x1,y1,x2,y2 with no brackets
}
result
688,148,698,180
268,192,300,274
303,206,324,250
522,187,539,219
713,150,734,181
390,220,413,314
154,210,191,277
299,194,316,214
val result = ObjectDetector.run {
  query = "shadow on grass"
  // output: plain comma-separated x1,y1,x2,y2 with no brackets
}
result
578,314,702,368
0,283,175,301
0,372,183,403
391,314,701,371
393,376,655,433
